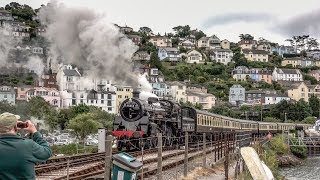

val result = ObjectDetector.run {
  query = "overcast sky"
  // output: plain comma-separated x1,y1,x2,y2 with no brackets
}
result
1,0,320,44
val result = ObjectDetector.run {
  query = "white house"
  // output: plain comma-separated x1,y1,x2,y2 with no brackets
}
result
178,40,195,49
26,87,61,108
60,89,117,114
56,64,81,91
186,50,203,64
197,35,221,49
149,36,172,47
272,68,303,82
166,81,187,103
210,49,233,65
264,94,290,105
158,47,180,61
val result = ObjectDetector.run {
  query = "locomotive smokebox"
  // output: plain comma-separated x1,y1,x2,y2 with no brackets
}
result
132,89,140,98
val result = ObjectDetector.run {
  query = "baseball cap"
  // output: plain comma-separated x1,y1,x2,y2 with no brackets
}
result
0,112,21,133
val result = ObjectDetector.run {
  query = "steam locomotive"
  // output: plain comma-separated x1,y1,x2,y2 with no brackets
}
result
112,91,312,150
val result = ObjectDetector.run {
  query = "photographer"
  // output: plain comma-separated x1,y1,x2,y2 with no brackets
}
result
0,112,52,180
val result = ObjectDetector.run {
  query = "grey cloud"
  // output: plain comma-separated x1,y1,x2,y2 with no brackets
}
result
203,13,275,28
274,10,320,37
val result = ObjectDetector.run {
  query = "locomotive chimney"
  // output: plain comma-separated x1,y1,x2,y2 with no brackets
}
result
132,89,140,98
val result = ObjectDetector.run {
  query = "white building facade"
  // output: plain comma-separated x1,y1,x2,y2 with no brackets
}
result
272,68,303,82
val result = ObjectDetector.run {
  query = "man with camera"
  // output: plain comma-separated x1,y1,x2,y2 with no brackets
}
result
0,112,52,180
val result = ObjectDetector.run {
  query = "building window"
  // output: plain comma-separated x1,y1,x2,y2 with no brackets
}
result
101,94,104,99
101,100,104,104
108,94,112,99
125,96,128,98
108,101,112,106
108,107,112,111
4,94,7,98
118,95,122,98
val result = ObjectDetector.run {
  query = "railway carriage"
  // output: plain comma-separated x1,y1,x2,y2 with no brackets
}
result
258,122,278,134
277,123,296,132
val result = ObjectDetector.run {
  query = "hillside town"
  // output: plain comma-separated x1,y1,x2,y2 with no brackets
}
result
1,2,320,124
2,1,320,180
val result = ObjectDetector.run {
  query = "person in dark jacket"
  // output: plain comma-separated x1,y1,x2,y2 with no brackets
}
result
0,112,52,180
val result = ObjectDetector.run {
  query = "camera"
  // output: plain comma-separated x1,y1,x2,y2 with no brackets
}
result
17,122,28,129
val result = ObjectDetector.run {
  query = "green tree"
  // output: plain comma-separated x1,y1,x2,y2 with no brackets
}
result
88,106,114,129
150,52,163,70
303,74,317,84
5,2,37,25
309,94,320,117
301,116,316,124
71,103,90,115
28,96,51,119
172,25,191,38
0,101,15,114
295,99,312,121
68,113,103,141
194,30,206,41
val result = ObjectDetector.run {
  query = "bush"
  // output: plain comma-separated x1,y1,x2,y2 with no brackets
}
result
269,135,289,155
290,138,308,159
262,148,279,176
50,143,98,155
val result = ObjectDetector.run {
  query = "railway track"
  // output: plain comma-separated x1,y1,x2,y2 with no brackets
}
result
41,141,232,180
36,147,177,180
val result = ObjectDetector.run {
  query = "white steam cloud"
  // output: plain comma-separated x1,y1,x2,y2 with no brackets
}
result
0,28,14,66
138,73,157,101
25,56,45,77
38,1,139,87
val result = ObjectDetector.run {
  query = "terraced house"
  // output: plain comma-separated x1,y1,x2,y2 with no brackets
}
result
232,66,272,84
186,86,216,110
242,49,269,62
281,57,318,67
272,68,303,82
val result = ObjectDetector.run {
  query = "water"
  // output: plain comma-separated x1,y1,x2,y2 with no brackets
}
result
280,157,320,180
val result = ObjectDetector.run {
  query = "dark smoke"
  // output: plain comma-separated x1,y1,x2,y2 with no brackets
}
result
38,1,139,87
203,13,274,28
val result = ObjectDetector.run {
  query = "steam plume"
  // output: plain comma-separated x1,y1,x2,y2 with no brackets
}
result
138,73,157,101
25,56,45,77
0,29,14,66
38,1,139,87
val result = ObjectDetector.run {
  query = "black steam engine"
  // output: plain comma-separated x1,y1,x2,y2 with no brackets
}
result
112,91,195,150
